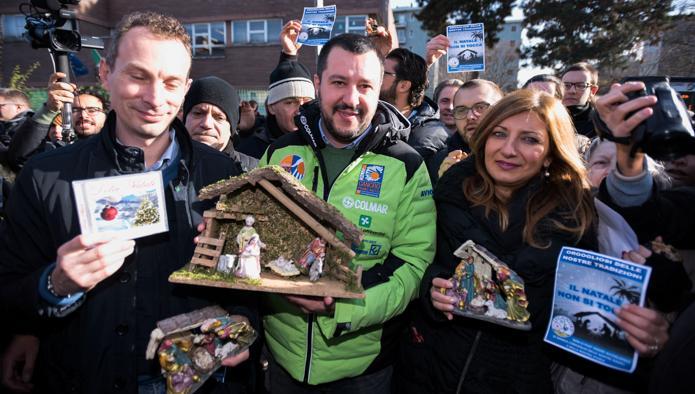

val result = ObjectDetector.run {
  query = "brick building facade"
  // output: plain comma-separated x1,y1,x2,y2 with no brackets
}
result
1,0,390,108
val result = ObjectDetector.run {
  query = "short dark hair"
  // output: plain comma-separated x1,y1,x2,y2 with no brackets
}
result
562,62,598,86
434,79,464,103
316,33,383,80
457,79,504,100
523,74,564,100
76,88,109,111
0,88,30,107
386,48,428,108
105,11,191,68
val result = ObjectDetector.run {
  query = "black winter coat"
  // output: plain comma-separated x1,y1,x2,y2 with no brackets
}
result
406,96,450,180
0,113,256,393
397,158,597,394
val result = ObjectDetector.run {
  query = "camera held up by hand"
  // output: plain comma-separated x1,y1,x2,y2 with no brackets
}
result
595,76,695,161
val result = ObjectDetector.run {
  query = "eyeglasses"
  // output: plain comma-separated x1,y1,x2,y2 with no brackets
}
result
453,102,491,119
383,70,397,78
563,82,593,91
72,106,104,115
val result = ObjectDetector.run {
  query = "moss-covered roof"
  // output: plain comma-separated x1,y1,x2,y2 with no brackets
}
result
199,166,363,245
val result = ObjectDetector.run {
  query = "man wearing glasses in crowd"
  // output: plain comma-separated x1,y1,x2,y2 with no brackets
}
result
428,79,504,182
5,72,108,170
561,62,600,138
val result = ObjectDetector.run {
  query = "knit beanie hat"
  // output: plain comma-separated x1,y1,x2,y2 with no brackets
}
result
183,76,240,128
267,59,315,105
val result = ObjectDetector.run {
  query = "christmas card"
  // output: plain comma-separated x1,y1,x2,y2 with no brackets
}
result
72,172,168,239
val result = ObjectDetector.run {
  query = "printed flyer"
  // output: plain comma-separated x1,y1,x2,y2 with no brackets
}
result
447,23,485,73
72,172,168,239
544,247,651,373
298,5,337,46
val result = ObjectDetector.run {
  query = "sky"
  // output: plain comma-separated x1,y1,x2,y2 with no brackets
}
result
391,0,551,86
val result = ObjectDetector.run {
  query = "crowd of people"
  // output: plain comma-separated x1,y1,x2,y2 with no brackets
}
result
0,9,693,394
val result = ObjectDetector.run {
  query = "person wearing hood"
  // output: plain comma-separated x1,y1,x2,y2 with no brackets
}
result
236,20,315,159
380,48,449,174
259,33,435,393
561,62,600,138
183,76,258,172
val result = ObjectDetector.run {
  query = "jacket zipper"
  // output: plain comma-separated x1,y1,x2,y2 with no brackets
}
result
455,330,482,394
312,165,319,193
302,314,314,383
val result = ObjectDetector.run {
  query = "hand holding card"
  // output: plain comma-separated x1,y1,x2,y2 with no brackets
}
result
51,233,135,296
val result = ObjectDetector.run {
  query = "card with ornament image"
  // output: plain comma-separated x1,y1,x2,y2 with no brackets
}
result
72,172,168,239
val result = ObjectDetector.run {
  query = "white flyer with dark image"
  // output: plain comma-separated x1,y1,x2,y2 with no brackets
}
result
544,247,651,373
447,23,485,73
297,5,336,46
72,172,168,239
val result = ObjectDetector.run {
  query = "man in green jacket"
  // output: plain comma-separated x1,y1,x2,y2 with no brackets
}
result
260,33,436,393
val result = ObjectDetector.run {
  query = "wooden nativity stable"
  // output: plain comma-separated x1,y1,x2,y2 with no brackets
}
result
169,166,365,299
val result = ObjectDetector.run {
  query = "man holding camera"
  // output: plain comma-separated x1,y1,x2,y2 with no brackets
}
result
6,73,108,170
0,11,255,393
594,80,695,394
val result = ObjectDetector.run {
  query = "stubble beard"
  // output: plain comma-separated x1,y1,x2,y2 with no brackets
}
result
319,98,371,145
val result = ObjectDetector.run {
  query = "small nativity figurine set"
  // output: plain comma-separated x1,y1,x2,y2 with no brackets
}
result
444,240,532,330
145,306,257,394
169,166,365,299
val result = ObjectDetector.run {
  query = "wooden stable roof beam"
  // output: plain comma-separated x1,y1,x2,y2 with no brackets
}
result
257,179,355,259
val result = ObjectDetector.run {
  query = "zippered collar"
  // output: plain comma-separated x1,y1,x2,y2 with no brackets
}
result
294,99,411,157
97,111,196,176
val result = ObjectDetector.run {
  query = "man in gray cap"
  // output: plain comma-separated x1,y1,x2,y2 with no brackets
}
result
183,76,258,172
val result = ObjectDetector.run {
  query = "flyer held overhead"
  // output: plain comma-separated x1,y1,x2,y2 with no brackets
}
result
447,23,486,73
297,5,337,46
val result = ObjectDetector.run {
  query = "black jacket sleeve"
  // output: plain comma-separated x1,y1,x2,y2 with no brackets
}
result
6,116,52,172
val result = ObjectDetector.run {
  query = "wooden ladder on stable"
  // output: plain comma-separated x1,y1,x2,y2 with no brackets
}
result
191,232,226,269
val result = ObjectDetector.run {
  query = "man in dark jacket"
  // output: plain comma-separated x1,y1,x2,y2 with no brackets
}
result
593,79,695,394
0,88,31,137
380,48,449,171
561,62,599,138
183,76,258,172
0,11,255,393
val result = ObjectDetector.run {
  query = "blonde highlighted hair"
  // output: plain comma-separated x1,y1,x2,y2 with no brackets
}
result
464,89,594,248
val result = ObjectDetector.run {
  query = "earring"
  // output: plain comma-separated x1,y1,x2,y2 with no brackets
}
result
543,166,550,179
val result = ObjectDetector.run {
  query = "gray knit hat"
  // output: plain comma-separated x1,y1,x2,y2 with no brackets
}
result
267,59,315,105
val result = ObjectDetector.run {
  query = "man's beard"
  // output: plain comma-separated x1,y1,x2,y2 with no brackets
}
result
320,99,371,145
379,82,397,105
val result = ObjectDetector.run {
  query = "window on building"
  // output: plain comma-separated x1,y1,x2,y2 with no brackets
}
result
184,22,226,57
397,28,406,44
511,25,517,32
396,14,407,25
2,14,26,41
232,19,282,45
331,15,367,37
